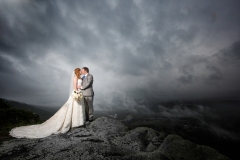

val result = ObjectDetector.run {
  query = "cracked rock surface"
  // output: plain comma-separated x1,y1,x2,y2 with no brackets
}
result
0,117,230,160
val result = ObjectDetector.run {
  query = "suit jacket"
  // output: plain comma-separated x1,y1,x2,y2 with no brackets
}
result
81,73,94,97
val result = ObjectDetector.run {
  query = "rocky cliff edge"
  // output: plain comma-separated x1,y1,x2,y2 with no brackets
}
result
0,117,230,160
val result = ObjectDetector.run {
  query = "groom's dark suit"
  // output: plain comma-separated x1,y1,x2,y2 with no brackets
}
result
81,73,94,121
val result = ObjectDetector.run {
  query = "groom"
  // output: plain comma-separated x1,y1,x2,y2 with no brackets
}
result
79,67,94,122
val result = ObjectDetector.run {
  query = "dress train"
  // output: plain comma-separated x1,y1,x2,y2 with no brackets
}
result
10,93,85,139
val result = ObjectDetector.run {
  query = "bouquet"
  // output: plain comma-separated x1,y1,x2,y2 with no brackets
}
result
71,90,83,101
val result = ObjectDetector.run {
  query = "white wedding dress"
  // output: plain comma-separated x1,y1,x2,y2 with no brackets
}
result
10,79,86,139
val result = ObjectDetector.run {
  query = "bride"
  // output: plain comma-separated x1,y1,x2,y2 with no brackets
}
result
10,68,86,139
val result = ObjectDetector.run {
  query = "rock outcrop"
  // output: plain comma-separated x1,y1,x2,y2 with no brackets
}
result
0,117,230,160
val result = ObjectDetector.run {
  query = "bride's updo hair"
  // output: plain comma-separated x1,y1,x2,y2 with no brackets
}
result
74,68,81,79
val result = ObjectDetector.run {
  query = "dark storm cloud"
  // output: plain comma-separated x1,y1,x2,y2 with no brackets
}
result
0,0,240,107
220,41,240,60
178,75,193,84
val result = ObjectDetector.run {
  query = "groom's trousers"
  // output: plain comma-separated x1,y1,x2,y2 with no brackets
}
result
84,96,94,121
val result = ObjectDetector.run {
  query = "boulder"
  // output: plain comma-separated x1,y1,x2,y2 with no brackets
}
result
88,116,128,140
112,127,162,152
159,134,230,160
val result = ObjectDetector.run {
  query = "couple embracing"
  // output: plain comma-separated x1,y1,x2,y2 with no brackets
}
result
10,67,94,139
74,67,94,123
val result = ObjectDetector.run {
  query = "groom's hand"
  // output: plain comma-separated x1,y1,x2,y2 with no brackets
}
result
77,86,81,89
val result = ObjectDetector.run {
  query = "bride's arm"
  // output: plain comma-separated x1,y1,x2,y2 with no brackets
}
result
73,75,78,91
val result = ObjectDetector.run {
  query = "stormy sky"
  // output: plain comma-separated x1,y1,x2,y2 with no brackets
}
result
0,0,240,110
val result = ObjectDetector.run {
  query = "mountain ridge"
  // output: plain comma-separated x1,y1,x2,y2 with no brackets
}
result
0,98,57,120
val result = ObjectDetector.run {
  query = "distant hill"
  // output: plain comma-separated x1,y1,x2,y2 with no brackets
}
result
0,98,42,138
0,98,57,120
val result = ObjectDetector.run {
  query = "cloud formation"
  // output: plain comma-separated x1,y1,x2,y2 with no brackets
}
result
0,0,240,108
